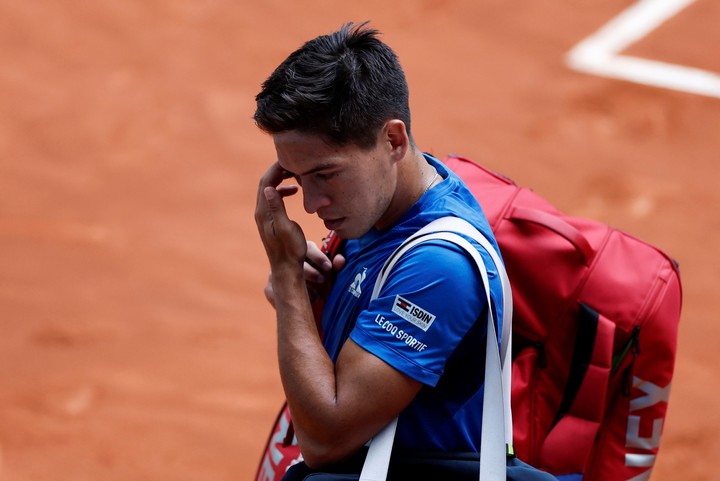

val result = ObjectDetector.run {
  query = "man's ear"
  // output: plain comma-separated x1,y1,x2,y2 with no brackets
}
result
383,120,410,161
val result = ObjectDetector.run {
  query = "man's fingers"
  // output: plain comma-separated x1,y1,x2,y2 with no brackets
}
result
259,162,291,189
257,164,294,207
332,254,347,272
306,241,332,271
304,263,326,284
276,184,300,201
255,162,308,269
304,241,331,283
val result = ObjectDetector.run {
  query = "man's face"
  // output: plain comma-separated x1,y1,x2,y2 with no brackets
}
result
273,130,397,239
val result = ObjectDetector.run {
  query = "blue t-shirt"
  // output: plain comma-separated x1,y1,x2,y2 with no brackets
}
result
320,154,504,453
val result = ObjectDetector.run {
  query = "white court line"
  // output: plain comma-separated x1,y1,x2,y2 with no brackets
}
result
566,0,720,99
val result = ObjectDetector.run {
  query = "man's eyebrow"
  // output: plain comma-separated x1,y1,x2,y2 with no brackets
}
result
297,163,337,176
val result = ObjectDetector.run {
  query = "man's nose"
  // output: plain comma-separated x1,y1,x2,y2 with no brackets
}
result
302,187,331,214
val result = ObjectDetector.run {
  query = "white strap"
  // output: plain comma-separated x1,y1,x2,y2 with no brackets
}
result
424,217,514,442
360,217,512,481
358,418,398,481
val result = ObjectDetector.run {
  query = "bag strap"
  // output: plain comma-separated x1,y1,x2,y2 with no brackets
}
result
360,216,513,481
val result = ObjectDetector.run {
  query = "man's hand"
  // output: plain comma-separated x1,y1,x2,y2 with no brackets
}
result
264,241,347,308
255,162,307,270
256,161,346,309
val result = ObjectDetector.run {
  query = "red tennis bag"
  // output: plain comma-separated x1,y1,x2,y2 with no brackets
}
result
255,155,682,481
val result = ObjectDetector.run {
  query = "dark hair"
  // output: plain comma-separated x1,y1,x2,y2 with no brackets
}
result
254,22,412,149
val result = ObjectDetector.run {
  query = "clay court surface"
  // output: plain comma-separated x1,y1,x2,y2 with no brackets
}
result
1,1,719,480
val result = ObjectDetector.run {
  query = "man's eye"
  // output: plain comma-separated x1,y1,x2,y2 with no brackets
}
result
315,172,336,180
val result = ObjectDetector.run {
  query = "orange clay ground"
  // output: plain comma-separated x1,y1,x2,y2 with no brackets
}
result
1,1,719,480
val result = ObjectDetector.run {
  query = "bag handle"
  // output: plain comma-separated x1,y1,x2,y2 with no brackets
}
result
509,206,594,265
361,216,513,481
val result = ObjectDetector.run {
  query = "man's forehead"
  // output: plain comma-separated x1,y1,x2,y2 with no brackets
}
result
273,131,351,175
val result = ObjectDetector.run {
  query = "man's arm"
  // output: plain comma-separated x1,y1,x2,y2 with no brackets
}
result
256,163,422,468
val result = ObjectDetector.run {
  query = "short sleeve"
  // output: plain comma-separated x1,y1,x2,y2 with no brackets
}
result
349,239,491,386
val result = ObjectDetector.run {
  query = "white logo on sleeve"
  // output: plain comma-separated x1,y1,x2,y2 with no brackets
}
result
392,295,436,331
348,268,367,298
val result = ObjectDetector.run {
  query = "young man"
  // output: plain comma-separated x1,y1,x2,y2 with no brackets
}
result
254,22,505,470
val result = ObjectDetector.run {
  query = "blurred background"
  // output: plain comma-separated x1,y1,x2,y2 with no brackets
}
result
1,1,718,480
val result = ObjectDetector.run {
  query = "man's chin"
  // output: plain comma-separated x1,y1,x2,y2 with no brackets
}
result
331,227,354,239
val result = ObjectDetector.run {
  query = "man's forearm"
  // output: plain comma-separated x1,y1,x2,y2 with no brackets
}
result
270,261,423,467
271,264,341,452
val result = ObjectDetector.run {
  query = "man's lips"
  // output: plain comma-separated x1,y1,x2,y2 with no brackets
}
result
322,218,345,230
